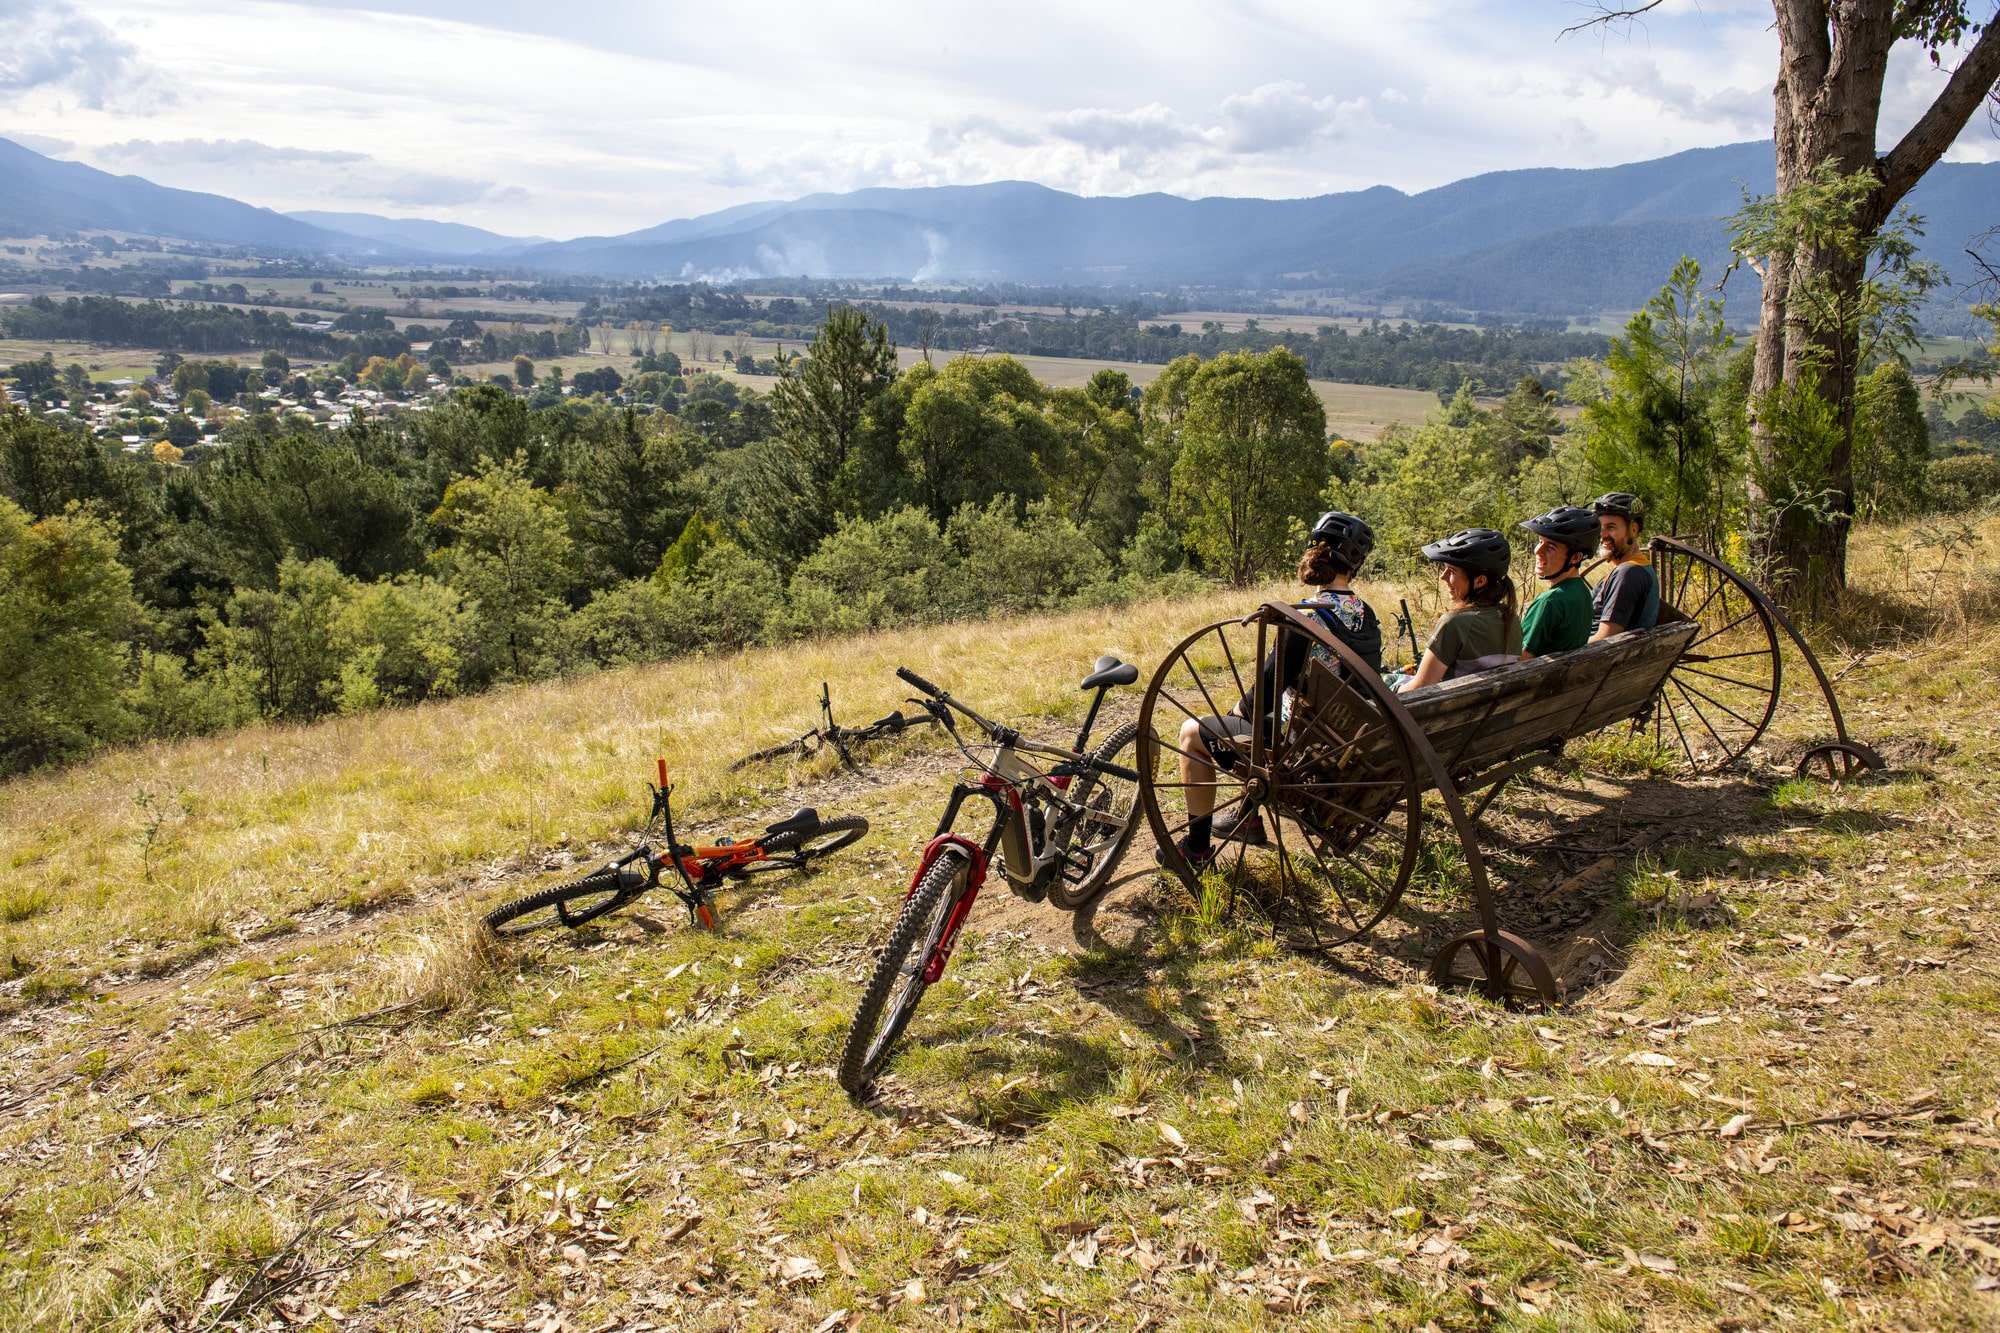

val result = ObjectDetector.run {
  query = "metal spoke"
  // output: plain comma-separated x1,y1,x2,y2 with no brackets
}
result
1214,626,1252,716
1671,673,1764,733
1672,663,1776,693
1669,677,1735,756
1689,647,1778,664
1687,606,1760,652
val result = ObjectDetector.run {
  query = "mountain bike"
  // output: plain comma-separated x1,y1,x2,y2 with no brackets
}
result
483,761,869,936
729,682,936,770
836,657,1146,1093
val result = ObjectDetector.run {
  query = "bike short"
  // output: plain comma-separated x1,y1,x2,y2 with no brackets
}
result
1195,714,1253,771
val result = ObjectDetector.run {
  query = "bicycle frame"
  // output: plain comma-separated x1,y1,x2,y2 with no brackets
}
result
892,688,1137,983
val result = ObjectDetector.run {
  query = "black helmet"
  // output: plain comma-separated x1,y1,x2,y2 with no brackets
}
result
1520,505,1600,559
1591,492,1644,525
1308,510,1375,571
1420,527,1511,580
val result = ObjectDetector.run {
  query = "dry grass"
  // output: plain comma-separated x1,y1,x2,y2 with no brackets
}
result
1,530,1997,1332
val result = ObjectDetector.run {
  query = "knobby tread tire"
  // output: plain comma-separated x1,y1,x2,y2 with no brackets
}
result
1045,720,1143,912
836,851,967,1094
482,870,632,936
729,739,812,771
758,814,869,862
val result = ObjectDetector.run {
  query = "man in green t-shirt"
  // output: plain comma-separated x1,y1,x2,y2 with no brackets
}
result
1517,506,1599,658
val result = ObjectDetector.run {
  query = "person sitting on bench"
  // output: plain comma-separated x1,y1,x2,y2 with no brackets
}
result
1395,528,1522,693
1588,492,1658,641
1162,511,1383,863
1517,505,1600,658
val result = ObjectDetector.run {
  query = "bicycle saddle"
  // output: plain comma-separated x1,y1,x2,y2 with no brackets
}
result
764,808,819,839
1080,655,1139,690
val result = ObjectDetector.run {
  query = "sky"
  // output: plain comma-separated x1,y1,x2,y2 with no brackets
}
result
2,0,1996,241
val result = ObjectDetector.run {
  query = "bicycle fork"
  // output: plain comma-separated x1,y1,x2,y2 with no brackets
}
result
903,827,992,985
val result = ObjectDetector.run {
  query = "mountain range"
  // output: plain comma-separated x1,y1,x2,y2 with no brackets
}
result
4,136,1997,314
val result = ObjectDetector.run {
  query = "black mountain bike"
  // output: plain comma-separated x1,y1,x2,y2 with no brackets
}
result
730,682,936,770
836,657,1144,1093
483,761,869,936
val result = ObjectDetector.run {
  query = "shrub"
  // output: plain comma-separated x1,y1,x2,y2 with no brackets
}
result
0,499,139,774
1929,454,2000,512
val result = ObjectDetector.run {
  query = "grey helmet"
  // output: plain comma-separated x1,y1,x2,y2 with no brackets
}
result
1590,492,1644,525
1520,505,1600,568
1308,510,1375,572
1420,528,1512,581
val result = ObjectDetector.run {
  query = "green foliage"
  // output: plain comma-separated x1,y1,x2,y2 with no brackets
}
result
333,575,468,708
747,305,899,562
203,433,425,586
1927,454,2000,512
208,557,357,722
884,357,1055,524
1852,362,1932,520
428,457,578,685
571,410,696,581
1170,349,1329,585
0,499,138,773
1576,257,1742,548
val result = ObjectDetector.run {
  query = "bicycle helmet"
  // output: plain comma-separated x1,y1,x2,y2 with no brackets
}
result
1420,528,1512,581
1308,510,1375,571
1591,492,1645,525
1519,505,1600,558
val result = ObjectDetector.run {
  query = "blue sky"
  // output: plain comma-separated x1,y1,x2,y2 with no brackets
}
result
2,0,1994,239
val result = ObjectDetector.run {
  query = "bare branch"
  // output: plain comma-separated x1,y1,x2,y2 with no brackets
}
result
1875,21,2000,216
1558,0,1668,38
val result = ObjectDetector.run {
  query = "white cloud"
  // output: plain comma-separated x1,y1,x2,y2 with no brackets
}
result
0,0,163,109
1,128,72,153
1215,82,1374,154
95,137,365,166
1,0,1984,238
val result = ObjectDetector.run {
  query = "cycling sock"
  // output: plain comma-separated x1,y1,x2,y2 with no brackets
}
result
1186,815,1213,856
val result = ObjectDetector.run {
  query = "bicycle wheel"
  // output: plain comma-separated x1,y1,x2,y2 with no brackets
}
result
728,736,812,771
837,850,970,1094
1045,721,1145,911
759,814,869,864
483,869,635,937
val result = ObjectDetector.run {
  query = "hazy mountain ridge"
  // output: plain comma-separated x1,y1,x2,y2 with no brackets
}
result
4,136,1997,313
283,211,549,255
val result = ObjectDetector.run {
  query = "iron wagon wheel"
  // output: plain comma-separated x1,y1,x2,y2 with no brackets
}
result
1427,929,1563,1009
1136,605,1425,950
1638,538,1784,772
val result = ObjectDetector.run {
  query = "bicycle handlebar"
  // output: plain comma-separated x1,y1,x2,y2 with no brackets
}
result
895,666,942,698
897,666,1009,740
895,664,1135,780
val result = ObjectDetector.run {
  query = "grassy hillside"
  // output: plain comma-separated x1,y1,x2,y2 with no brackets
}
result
2,527,1998,1331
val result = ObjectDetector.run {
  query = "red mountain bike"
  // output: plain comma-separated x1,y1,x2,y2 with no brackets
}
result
836,659,1143,1093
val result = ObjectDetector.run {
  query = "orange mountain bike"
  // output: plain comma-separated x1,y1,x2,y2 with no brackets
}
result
482,761,869,936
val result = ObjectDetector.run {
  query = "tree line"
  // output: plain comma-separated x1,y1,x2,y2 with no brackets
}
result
0,305,1337,776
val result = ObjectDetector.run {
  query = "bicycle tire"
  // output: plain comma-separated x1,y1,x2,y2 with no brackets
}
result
728,736,814,771
1044,720,1144,912
483,869,637,937
836,850,969,1094
758,814,870,864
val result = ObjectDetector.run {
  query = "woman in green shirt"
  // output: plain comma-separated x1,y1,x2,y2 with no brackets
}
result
1395,528,1522,693
1517,505,1599,658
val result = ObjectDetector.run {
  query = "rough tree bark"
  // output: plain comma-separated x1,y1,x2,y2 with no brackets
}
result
1753,3,2000,609
1576,2,2000,611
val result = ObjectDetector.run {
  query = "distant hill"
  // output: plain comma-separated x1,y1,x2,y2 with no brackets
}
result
0,136,359,252
285,210,547,256
514,141,2000,314
4,135,1997,315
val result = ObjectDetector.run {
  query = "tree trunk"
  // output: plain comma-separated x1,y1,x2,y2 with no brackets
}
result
1746,1,2000,614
